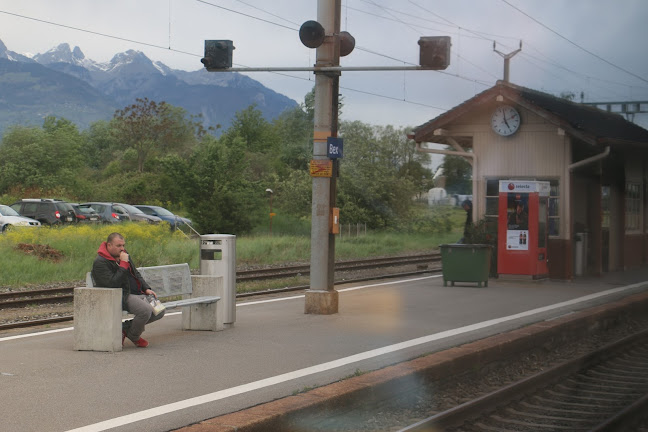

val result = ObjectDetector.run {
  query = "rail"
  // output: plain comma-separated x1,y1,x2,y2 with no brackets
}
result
398,328,648,431
0,253,441,330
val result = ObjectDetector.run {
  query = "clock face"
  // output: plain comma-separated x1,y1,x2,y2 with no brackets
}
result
491,105,521,136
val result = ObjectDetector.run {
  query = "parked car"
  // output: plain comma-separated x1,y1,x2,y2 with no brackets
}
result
134,205,192,230
115,203,162,224
81,202,126,224
10,198,77,225
69,203,102,224
0,204,41,232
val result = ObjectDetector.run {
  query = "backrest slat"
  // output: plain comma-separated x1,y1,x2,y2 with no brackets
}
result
85,263,192,298
136,263,192,298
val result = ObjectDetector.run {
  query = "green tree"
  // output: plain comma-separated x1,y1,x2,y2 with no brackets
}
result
441,149,472,194
337,121,418,228
111,98,197,173
0,117,86,195
180,135,260,234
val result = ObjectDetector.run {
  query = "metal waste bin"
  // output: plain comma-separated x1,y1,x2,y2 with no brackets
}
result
200,234,236,327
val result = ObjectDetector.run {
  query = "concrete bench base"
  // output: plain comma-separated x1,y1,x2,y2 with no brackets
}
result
74,274,224,352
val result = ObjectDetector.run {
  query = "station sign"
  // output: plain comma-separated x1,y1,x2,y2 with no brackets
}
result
327,137,343,159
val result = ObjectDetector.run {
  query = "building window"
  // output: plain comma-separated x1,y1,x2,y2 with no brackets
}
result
484,178,560,236
626,182,641,231
485,179,499,227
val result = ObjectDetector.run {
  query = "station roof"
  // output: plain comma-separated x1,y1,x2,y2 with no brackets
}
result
412,81,648,147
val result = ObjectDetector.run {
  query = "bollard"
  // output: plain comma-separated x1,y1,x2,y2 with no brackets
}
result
199,234,236,327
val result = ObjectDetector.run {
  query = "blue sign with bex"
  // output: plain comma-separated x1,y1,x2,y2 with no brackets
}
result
327,137,343,159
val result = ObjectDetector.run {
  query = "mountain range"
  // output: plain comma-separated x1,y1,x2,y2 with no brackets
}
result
0,39,298,136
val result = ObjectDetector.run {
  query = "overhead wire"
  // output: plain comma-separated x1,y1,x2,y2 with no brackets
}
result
500,0,648,85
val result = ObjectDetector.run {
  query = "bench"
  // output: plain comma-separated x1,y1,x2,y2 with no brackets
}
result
74,263,224,352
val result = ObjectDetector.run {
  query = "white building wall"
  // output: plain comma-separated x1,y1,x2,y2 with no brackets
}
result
442,105,571,239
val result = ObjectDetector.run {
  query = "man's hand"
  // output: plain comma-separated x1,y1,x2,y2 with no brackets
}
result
120,251,129,262
145,289,157,298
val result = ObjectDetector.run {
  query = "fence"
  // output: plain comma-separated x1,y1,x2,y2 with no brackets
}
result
338,222,367,239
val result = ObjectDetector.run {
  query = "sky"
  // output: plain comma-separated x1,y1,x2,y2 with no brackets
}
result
1,0,648,131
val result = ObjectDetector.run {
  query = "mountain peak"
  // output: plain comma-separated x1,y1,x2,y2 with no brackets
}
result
34,43,86,65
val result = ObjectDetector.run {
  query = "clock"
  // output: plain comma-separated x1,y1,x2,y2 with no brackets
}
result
491,105,521,136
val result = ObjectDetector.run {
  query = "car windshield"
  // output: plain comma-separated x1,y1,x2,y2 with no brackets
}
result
77,206,96,214
0,205,20,217
118,203,145,215
56,202,74,212
151,207,174,217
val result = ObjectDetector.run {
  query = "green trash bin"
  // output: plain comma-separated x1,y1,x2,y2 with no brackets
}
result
440,244,491,287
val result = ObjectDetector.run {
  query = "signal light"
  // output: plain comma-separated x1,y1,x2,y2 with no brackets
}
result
418,36,451,70
299,20,325,48
339,31,355,57
201,40,235,70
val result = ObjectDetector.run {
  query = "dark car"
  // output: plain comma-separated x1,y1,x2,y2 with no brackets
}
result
81,202,126,224
10,198,77,225
69,203,102,224
115,203,162,224
134,205,192,230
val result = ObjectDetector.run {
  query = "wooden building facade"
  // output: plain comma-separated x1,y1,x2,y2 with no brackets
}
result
411,81,648,280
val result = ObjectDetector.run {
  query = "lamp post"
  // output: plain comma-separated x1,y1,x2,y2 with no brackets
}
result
265,188,274,235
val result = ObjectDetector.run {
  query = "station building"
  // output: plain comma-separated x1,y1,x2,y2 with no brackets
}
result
410,80,648,280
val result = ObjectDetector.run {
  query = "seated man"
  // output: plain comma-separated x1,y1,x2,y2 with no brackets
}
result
91,232,165,347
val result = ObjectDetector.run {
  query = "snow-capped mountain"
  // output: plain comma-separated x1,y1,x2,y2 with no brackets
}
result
0,40,297,136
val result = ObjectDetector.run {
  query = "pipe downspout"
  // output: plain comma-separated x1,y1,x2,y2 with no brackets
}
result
569,146,610,171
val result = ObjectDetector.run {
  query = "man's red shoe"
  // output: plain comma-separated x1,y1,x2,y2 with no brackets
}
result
133,337,149,348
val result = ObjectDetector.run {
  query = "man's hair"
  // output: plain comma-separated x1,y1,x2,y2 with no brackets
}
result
107,232,124,244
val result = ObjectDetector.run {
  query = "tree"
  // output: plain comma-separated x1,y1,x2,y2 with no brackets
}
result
179,135,260,234
441,149,472,194
111,98,197,173
0,117,86,195
337,121,419,228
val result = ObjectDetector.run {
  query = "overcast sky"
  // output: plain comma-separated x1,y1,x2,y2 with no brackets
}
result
1,0,648,130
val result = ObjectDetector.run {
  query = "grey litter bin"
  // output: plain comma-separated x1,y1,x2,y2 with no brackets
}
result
200,234,236,327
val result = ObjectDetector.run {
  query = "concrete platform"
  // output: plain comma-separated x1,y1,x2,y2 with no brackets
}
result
1,268,647,432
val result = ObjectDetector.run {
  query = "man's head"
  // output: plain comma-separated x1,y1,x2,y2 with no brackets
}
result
106,232,125,259
516,202,524,214
462,199,472,211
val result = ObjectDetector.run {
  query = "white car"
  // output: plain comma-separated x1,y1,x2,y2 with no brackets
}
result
0,204,41,232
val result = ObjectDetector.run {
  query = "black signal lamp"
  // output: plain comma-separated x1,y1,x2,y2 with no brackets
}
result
339,31,355,57
201,40,235,70
418,36,451,70
299,20,325,48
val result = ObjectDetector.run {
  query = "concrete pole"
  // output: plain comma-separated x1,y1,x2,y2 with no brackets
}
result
305,0,339,314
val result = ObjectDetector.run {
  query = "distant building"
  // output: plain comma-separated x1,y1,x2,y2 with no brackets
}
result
427,187,448,206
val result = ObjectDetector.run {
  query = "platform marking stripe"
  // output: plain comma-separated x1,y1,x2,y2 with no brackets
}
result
0,276,441,342
64,280,648,432
237,275,441,306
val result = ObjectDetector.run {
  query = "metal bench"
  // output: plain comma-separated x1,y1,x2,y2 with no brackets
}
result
74,263,224,352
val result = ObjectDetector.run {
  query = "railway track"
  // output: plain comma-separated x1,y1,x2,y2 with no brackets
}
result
0,253,441,330
400,328,648,432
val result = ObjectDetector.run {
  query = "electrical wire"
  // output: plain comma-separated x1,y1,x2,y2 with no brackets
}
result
500,0,648,85
0,6,454,114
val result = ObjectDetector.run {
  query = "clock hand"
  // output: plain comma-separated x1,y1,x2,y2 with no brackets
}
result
502,114,511,129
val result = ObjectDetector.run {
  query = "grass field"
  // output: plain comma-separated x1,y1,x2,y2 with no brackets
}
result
0,206,465,288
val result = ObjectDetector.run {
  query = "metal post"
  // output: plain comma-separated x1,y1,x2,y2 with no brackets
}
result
305,0,339,314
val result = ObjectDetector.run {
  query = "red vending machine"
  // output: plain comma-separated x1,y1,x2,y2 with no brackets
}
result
497,180,550,279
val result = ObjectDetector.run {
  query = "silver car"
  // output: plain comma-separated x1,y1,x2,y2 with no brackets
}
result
0,204,41,232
